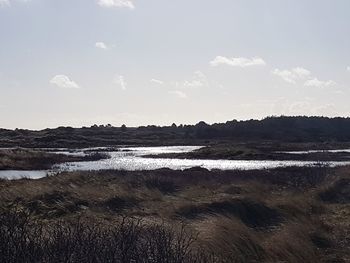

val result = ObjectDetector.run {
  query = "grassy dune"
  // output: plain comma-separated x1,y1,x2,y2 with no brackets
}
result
1,166,350,262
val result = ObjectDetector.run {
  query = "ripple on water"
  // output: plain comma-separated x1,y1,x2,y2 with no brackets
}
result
3,146,350,180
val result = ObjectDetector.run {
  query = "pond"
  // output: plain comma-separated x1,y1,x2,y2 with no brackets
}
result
1,146,350,180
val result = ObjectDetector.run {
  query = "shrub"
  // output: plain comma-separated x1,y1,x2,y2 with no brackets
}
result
0,208,201,263
144,175,179,194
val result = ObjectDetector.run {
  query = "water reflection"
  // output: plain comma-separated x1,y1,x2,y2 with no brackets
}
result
0,170,48,180
58,146,350,172
2,146,350,180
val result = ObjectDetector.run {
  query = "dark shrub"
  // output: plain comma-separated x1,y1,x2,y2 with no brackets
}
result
319,178,350,204
103,196,138,212
145,176,179,194
176,199,282,228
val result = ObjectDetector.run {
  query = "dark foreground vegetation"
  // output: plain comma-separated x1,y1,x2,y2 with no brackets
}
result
1,166,350,262
3,116,350,148
0,148,108,170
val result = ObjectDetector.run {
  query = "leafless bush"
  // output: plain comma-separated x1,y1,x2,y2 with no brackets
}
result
0,209,45,263
0,209,203,263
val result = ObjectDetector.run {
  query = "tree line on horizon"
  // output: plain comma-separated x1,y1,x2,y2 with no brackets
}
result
2,116,350,146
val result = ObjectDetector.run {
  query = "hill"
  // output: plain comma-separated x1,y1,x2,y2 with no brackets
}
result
1,116,350,148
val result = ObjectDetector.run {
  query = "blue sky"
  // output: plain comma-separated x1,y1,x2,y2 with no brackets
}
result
0,0,350,129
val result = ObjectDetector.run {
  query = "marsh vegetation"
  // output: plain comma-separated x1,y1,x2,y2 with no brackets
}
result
0,148,109,170
1,166,350,262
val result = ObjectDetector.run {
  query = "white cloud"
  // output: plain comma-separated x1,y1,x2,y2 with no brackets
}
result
292,67,311,78
150,79,163,85
210,56,266,67
169,90,187,99
183,71,208,88
273,67,336,89
304,78,336,88
272,69,296,83
95,42,108,50
114,75,127,90
347,66,350,71
272,67,311,83
97,0,134,9
167,71,209,99
50,75,80,89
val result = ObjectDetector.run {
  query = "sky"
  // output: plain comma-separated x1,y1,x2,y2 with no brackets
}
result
0,0,350,129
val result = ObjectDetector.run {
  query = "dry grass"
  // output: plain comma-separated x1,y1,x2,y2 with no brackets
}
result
0,148,108,170
1,166,350,262
195,217,265,262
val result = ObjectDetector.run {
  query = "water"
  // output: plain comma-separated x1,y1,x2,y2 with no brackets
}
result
0,170,48,180
279,149,350,154
1,146,350,180
46,146,350,172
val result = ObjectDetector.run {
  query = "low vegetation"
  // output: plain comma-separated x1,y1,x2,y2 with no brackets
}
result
0,148,109,170
146,144,350,161
1,166,350,262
